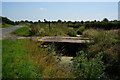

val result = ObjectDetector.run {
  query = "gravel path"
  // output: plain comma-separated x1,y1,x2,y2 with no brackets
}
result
0,25,25,39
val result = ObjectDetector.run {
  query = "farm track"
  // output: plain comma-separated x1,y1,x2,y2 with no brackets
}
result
0,25,25,39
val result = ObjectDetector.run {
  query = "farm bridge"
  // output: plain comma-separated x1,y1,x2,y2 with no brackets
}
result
37,36,92,43
37,36,92,57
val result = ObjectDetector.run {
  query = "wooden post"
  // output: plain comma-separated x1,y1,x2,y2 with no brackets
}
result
49,21,50,29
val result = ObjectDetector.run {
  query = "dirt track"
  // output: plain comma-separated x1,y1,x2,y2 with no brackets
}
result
0,25,25,39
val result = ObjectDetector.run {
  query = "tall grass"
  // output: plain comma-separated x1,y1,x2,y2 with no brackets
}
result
12,22,85,37
2,39,75,78
26,40,75,78
82,29,120,79
2,39,37,78
29,23,72,36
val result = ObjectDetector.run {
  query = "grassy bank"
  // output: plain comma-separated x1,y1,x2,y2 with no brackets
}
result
11,26,30,36
2,39,37,78
2,24,14,28
2,39,75,78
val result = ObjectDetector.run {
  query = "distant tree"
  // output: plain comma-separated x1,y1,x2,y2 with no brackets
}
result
103,18,109,22
94,20,97,22
14,21,20,25
64,21,66,23
38,20,41,23
25,20,29,23
85,21,90,23
2,17,15,25
20,20,24,23
73,21,76,26
67,21,72,27
81,21,84,24
44,19,47,23
68,21,72,23
57,19,62,23
29,21,33,24
52,21,56,24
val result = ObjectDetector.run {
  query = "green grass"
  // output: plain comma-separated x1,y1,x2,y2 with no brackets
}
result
12,26,30,36
2,39,75,78
2,39,39,78
2,23,13,28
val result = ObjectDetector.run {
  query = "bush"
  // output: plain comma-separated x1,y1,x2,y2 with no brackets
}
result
77,26,85,35
87,31,118,58
83,29,98,38
84,29,120,79
73,51,105,79
29,23,70,36
29,24,41,36
67,29,77,37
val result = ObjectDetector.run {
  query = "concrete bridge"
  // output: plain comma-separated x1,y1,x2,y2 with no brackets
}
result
37,36,92,43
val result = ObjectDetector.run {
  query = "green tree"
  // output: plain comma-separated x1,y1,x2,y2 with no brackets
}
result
103,18,109,22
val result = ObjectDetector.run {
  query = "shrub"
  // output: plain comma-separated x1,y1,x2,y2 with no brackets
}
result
84,29,120,79
73,51,105,79
87,31,118,58
29,24,41,36
77,26,85,35
83,29,98,38
67,29,77,37
29,23,70,36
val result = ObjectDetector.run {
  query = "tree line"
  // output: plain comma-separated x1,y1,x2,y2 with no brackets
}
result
1,16,120,30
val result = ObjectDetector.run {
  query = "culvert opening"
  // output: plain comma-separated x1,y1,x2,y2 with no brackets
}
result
41,42,88,57
53,42,88,57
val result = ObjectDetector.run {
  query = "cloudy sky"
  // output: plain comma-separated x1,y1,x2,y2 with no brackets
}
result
2,2,118,21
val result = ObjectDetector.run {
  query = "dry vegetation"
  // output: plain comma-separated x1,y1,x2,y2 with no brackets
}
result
26,39,75,78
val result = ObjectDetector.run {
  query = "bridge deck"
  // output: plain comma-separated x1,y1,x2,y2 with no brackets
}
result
37,36,92,43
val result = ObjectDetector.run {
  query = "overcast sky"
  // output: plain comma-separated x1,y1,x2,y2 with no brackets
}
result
2,2,118,21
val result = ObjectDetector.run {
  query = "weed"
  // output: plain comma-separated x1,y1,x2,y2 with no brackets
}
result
73,51,105,78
